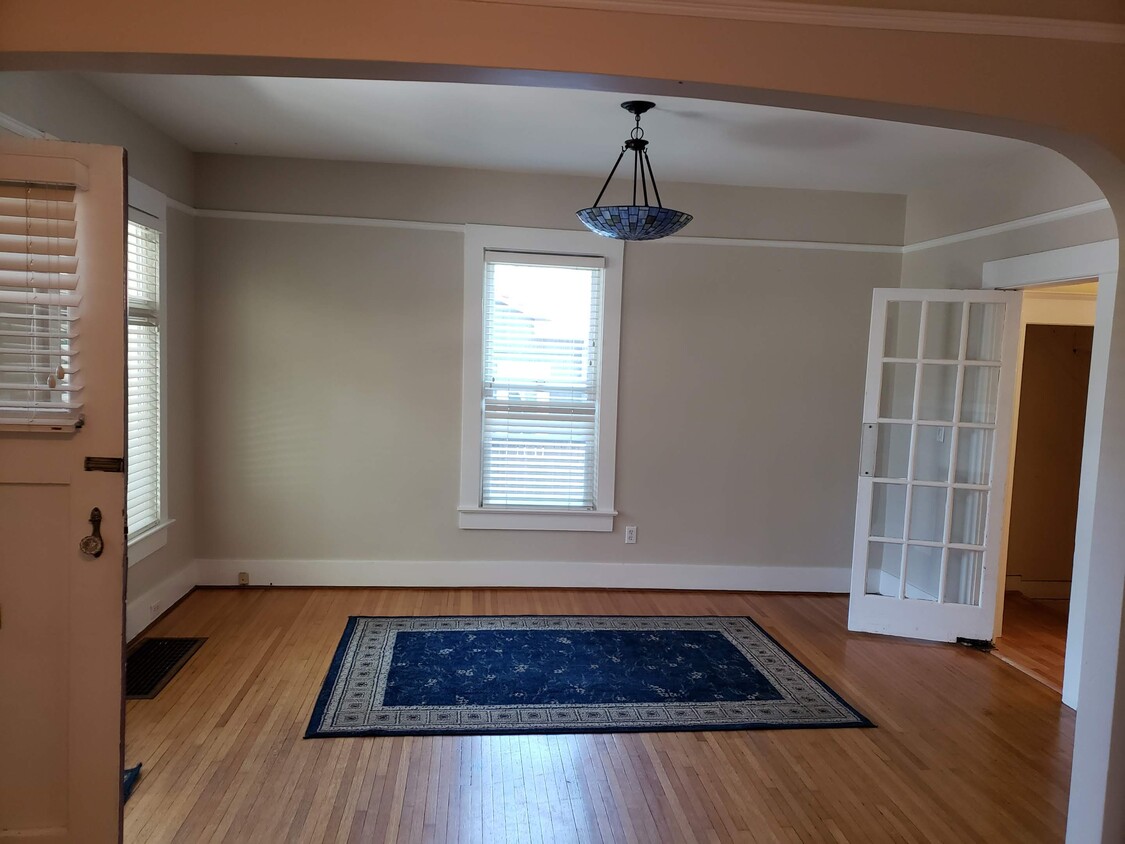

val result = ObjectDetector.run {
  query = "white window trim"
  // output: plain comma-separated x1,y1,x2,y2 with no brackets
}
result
126,177,170,566
458,225,624,531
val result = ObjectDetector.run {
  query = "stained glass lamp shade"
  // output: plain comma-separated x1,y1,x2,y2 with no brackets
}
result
577,101,693,241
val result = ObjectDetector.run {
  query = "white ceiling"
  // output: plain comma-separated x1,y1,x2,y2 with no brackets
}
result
86,74,1036,195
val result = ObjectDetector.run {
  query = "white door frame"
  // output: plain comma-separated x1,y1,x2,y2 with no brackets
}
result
983,239,1120,709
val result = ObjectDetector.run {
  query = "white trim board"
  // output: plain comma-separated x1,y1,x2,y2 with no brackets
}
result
979,239,1120,711
655,235,900,253
191,205,898,253
466,0,1125,44
904,200,1112,254
0,111,56,140
126,560,200,642
192,206,464,233
174,200,1115,256
196,559,851,592
983,239,1119,289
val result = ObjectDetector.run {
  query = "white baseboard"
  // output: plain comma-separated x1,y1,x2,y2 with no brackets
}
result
126,560,200,642
1015,579,1072,600
875,568,940,602
195,559,850,593
1005,573,1073,599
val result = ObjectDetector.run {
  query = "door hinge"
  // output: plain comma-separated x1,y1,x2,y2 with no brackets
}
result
85,456,124,473
859,423,877,477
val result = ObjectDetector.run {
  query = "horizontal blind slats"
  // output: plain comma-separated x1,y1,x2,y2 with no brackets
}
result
0,290,81,307
0,195,76,221
0,398,82,409
0,214,77,239
0,270,79,290
0,253,78,274
0,232,78,257
0,184,74,203
126,218,161,537
0,181,81,428
479,256,603,510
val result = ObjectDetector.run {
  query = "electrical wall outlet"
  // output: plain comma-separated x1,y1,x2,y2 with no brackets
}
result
624,525,637,544
238,571,250,586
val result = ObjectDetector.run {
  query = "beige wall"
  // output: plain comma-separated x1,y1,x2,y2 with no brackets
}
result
195,154,906,244
192,156,902,575
1007,324,1092,586
901,146,1114,290
0,72,194,205
905,147,1103,244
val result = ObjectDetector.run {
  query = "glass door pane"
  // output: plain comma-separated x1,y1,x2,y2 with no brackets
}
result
860,294,1007,612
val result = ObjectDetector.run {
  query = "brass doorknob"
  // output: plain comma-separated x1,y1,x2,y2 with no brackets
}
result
79,507,104,558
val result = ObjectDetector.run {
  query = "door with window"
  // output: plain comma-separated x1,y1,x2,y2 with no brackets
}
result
849,289,1020,642
0,136,126,842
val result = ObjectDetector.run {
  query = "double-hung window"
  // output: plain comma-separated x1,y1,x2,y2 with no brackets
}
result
125,179,168,558
459,226,623,531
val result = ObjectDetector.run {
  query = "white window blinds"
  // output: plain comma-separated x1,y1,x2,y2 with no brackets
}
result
0,181,83,430
127,219,161,537
481,251,604,510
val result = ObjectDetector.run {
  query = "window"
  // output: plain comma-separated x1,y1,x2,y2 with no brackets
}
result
125,177,169,561
127,217,161,539
459,226,623,531
0,179,83,431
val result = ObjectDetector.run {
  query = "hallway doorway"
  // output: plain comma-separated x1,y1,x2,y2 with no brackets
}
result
994,282,1097,695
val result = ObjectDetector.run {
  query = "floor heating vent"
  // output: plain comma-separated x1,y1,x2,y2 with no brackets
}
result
125,637,206,699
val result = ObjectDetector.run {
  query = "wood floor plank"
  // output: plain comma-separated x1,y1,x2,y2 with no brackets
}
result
993,592,1069,693
124,587,1074,843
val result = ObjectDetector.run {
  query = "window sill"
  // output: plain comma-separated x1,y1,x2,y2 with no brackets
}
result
127,519,175,567
458,508,616,532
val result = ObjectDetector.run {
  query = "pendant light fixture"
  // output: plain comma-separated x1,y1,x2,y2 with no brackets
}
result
577,101,692,241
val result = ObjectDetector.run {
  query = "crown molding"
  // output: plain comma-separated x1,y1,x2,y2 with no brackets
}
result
0,111,56,140
465,0,1125,44
903,199,1112,253
166,197,1113,256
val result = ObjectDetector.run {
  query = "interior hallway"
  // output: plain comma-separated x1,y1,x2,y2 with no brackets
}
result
993,592,1070,694
124,588,1073,843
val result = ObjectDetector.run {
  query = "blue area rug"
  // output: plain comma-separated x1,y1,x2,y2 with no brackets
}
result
306,616,871,737
123,763,142,802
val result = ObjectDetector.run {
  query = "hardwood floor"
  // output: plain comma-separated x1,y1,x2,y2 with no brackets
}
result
125,588,1074,843
993,592,1069,694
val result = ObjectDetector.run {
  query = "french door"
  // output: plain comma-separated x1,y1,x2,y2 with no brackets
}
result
849,289,1020,642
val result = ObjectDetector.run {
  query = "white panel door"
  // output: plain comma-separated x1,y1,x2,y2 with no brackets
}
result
849,289,1020,642
0,137,126,842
